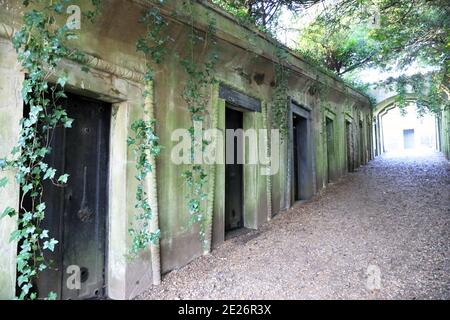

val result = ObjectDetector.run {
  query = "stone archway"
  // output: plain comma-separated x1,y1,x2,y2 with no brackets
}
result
373,94,442,156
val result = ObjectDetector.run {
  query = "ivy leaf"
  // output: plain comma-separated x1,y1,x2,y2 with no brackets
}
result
0,159,6,170
36,202,46,212
21,212,33,223
57,75,68,88
21,283,32,295
38,263,47,272
43,238,59,252
58,174,69,184
1,207,16,219
36,147,49,158
22,184,33,195
43,168,56,180
47,292,57,300
0,177,8,188
63,118,74,128
17,274,29,287
40,229,49,240
53,3,64,13
9,229,22,242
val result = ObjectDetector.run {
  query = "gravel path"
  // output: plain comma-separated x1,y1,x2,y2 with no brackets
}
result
139,150,450,300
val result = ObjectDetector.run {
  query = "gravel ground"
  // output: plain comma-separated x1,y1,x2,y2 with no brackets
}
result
139,150,450,300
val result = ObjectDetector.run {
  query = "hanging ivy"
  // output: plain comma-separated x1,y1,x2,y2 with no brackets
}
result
127,1,168,257
0,0,102,300
0,0,82,300
178,1,219,248
271,45,291,138
127,118,162,257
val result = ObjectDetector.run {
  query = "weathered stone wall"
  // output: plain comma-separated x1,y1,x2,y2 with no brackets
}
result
0,0,372,299
438,107,450,159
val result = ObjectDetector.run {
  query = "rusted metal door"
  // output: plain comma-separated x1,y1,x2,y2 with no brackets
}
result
225,106,244,232
34,93,110,300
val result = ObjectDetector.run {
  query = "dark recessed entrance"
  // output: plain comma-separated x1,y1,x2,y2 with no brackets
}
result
27,93,111,300
326,117,334,183
345,120,354,172
225,106,244,233
292,108,313,201
359,121,364,165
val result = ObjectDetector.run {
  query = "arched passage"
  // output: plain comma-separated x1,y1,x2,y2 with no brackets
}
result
373,94,443,156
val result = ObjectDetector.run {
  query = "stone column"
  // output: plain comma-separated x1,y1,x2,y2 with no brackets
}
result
0,38,24,299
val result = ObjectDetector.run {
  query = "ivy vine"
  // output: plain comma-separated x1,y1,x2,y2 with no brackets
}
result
127,1,168,257
271,45,291,138
178,1,219,248
0,0,84,300
127,118,162,257
0,0,102,300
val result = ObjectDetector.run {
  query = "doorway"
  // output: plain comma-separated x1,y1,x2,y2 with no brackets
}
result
403,129,415,149
292,111,313,201
359,121,364,165
345,120,354,172
30,93,111,300
326,118,334,183
225,106,244,233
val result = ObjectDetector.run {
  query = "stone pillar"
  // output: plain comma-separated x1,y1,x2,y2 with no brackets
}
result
0,38,23,299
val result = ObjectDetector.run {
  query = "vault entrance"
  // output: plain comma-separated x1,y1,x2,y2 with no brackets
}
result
359,121,364,165
26,93,111,300
345,120,354,172
326,117,334,183
225,106,244,233
292,107,313,202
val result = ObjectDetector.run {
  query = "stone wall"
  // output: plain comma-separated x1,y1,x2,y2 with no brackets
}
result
0,0,372,299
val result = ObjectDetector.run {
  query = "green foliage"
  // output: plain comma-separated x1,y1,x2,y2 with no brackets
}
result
0,0,101,300
212,0,319,27
307,0,450,113
127,119,162,256
127,1,167,257
297,22,380,76
179,1,219,247
211,0,255,25
0,0,80,300
383,73,450,115
271,45,290,137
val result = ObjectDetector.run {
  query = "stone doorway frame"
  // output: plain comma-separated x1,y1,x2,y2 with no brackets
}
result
0,37,146,299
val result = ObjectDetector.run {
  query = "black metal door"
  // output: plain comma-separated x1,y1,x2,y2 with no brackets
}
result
35,93,110,300
225,106,244,232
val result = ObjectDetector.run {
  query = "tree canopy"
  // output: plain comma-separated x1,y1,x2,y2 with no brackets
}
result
213,0,449,112
212,0,320,27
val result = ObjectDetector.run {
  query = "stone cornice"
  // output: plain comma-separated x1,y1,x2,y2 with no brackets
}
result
0,22,146,84
132,0,371,105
